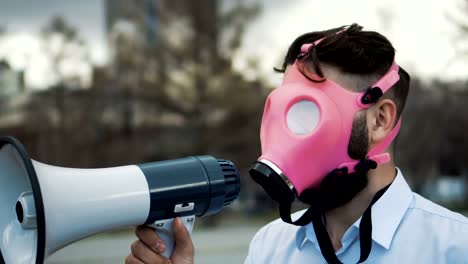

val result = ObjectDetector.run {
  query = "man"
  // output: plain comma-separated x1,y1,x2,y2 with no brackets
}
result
126,24,468,264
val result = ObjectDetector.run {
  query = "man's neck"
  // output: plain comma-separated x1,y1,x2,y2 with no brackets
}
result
324,163,397,251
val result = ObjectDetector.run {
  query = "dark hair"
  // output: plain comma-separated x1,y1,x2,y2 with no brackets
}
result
277,23,411,159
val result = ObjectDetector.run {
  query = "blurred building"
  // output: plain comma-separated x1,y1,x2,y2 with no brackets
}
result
0,60,25,96
0,60,28,133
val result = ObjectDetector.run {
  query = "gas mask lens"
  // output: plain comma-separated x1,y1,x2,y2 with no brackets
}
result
286,100,320,135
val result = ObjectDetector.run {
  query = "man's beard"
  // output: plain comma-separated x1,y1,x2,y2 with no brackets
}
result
298,112,370,211
298,168,368,211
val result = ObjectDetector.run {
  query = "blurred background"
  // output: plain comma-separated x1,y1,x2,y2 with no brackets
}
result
0,0,467,263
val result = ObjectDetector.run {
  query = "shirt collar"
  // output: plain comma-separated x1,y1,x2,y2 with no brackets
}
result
295,225,307,249
295,168,413,250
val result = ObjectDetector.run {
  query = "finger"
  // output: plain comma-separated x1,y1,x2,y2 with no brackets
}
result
130,240,170,264
135,226,166,253
125,254,144,264
172,217,194,256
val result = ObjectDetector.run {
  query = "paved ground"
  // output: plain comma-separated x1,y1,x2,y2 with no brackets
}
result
45,224,262,264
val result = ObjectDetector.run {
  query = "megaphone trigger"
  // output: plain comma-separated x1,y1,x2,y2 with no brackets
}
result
150,215,195,258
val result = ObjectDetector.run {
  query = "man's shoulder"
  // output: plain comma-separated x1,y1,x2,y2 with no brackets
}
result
408,192,468,226
400,193,468,261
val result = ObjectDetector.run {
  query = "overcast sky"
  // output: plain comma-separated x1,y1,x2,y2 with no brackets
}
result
0,0,466,88
235,0,468,85
0,0,106,67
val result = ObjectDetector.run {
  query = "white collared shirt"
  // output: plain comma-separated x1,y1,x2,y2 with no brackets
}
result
244,169,468,263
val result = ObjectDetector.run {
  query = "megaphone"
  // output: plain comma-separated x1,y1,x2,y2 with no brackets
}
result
0,136,241,264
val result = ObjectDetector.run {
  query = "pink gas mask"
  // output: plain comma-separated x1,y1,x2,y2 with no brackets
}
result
249,34,403,264
249,42,401,212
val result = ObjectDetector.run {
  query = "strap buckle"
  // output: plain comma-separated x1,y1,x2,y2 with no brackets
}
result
360,86,383,105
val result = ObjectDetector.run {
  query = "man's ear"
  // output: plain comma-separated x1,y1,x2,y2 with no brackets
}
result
367,99,397,147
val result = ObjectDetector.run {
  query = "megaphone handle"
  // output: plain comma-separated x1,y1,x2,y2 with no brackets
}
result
149,215,195,258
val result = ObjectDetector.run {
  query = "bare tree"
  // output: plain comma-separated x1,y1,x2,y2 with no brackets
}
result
41,15,91,88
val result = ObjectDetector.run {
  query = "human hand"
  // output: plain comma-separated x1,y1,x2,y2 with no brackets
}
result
125,217,194,264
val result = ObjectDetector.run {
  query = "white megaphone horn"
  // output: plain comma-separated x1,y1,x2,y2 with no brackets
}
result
0,136,241,264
